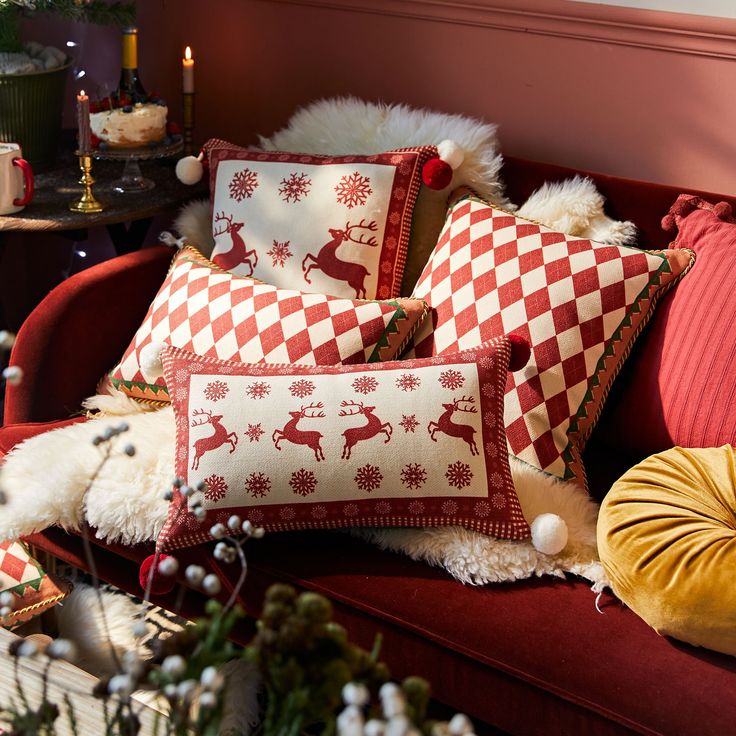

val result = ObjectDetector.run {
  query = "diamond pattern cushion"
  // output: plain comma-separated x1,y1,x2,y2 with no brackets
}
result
206,140,436,300
0,540,70,630
407,193,694,483
110,248,428,403
157,338,529,552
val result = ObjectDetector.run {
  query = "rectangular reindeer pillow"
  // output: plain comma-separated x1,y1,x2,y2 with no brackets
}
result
205,139,437,300
156,337,531,552
110,247,428,403
407,192,694,484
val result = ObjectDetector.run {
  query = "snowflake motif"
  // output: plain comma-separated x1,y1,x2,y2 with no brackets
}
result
352,375,378,395
280,507,296,521
398,162,411,176
266,240,293,268
408,500,425,515
245,381,271,400
485,441,499,458
438,369,465,391
429,356,446,365
335,171,373,208
311,505,327,520
278,172,312,203
491,492,507,509
446,461,473,489
290,468,317,496
173,387,188,402
483,411,496,428
399,414,419,433
475,501,491,517
389,212,401,226
400,463,427,490
478,355,495,370
245,423,265,443
354,464,383,492
175,368,189,383
248,509,264,525
343,503,360,517
183,514,202,531
441,500,459,515
177,445,188,461
392,186,406,201
459,351,477,362
289,379,315,399
244,472,271,498
381,261,393,274
375,501,392,515
395,373,421,392
203,474,228,502
482,384,496,399
229,168,259,201
384,236,397,251
489,472,504,489
203,380,229,402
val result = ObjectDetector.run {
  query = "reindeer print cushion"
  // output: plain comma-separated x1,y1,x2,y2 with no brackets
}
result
157,338,530,552
205,140,437,300
109,248,428,403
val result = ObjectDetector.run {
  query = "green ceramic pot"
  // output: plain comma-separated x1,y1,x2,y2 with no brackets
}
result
0,61,71,172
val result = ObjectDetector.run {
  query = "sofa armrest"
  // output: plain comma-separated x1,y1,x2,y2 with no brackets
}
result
4,245,173,425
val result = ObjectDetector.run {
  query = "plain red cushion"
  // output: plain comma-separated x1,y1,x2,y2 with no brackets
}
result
603,201,736,454
0,417,86,458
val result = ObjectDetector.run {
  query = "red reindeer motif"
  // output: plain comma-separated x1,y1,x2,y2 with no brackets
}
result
272,402,326,461
427,396,479,456
302,219,378,298
211,212,259,275
338,400,393,459
190,409,239,470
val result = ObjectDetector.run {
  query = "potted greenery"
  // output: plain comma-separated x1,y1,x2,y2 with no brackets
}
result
0,0,134,171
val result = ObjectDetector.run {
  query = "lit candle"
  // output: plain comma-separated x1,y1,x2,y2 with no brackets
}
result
182,46,194,94
76,89,91,155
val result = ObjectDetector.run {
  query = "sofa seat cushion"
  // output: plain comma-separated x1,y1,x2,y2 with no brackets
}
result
237,531,736,736
0,417,86,458
598,445,736,657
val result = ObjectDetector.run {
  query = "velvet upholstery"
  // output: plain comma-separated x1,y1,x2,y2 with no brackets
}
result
4,158,736,735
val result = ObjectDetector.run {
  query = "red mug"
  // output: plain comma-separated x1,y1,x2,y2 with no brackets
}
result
0,143,34,215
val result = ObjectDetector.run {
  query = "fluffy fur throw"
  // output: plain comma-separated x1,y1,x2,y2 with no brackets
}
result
0,393,606,590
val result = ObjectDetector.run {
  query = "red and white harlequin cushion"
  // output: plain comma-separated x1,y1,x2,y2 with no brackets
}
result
110,248,428,403
156,338,530,552
408,193,694,483
0,540,70,630
205,140,436,300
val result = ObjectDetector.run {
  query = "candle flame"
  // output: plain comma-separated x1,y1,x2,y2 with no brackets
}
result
185,46,192,61
80,89,85,96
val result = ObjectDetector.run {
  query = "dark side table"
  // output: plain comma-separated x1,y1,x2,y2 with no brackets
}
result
0,142,208,333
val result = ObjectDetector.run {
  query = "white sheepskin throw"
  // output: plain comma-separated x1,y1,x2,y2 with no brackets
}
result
517,175,637,246
0,406,606,589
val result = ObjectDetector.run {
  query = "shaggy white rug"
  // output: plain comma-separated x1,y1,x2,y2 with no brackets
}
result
0,391,606,591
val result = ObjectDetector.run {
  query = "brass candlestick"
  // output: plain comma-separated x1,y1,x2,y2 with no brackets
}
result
69,152,105,213
183,92,195,156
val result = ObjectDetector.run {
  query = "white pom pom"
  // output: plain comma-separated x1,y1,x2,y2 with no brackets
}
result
176,154,204,185
531,513,569,555
139,341,166,381
437,139,464,170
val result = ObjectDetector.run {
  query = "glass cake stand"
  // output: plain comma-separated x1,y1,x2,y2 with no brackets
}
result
93,137,183,193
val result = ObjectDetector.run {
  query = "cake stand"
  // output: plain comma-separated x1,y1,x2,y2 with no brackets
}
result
93,137,183,194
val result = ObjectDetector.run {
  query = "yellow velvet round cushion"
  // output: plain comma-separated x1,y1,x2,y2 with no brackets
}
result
598,445,736,655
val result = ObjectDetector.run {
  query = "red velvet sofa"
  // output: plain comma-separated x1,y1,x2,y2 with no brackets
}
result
2,157,736,735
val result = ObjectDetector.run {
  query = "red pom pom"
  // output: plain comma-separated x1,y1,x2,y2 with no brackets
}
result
139,554,176,596
661,213,676,233
167,121,182,135
713,201,732,220
672,197,697,218
507,334,532,372
422,157,453,190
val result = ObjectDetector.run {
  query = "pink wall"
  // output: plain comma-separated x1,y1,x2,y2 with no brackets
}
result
23,0,736,194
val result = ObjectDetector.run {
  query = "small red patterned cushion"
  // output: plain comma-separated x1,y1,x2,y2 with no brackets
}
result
206,139,436,300
156,339,530,552
604,196,736,454
0,540,70,630
110,248,428,403
407,192,694,484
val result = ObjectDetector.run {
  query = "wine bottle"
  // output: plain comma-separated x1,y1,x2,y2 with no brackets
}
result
115,26,147,104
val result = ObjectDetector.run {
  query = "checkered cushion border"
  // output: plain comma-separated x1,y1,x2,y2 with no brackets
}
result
111,248,428,403
408,194,694,482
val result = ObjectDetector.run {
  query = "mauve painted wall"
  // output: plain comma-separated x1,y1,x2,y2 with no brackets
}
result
24,0,736,193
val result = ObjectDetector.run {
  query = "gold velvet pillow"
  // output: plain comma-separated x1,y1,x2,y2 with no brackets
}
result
597,445,736,656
